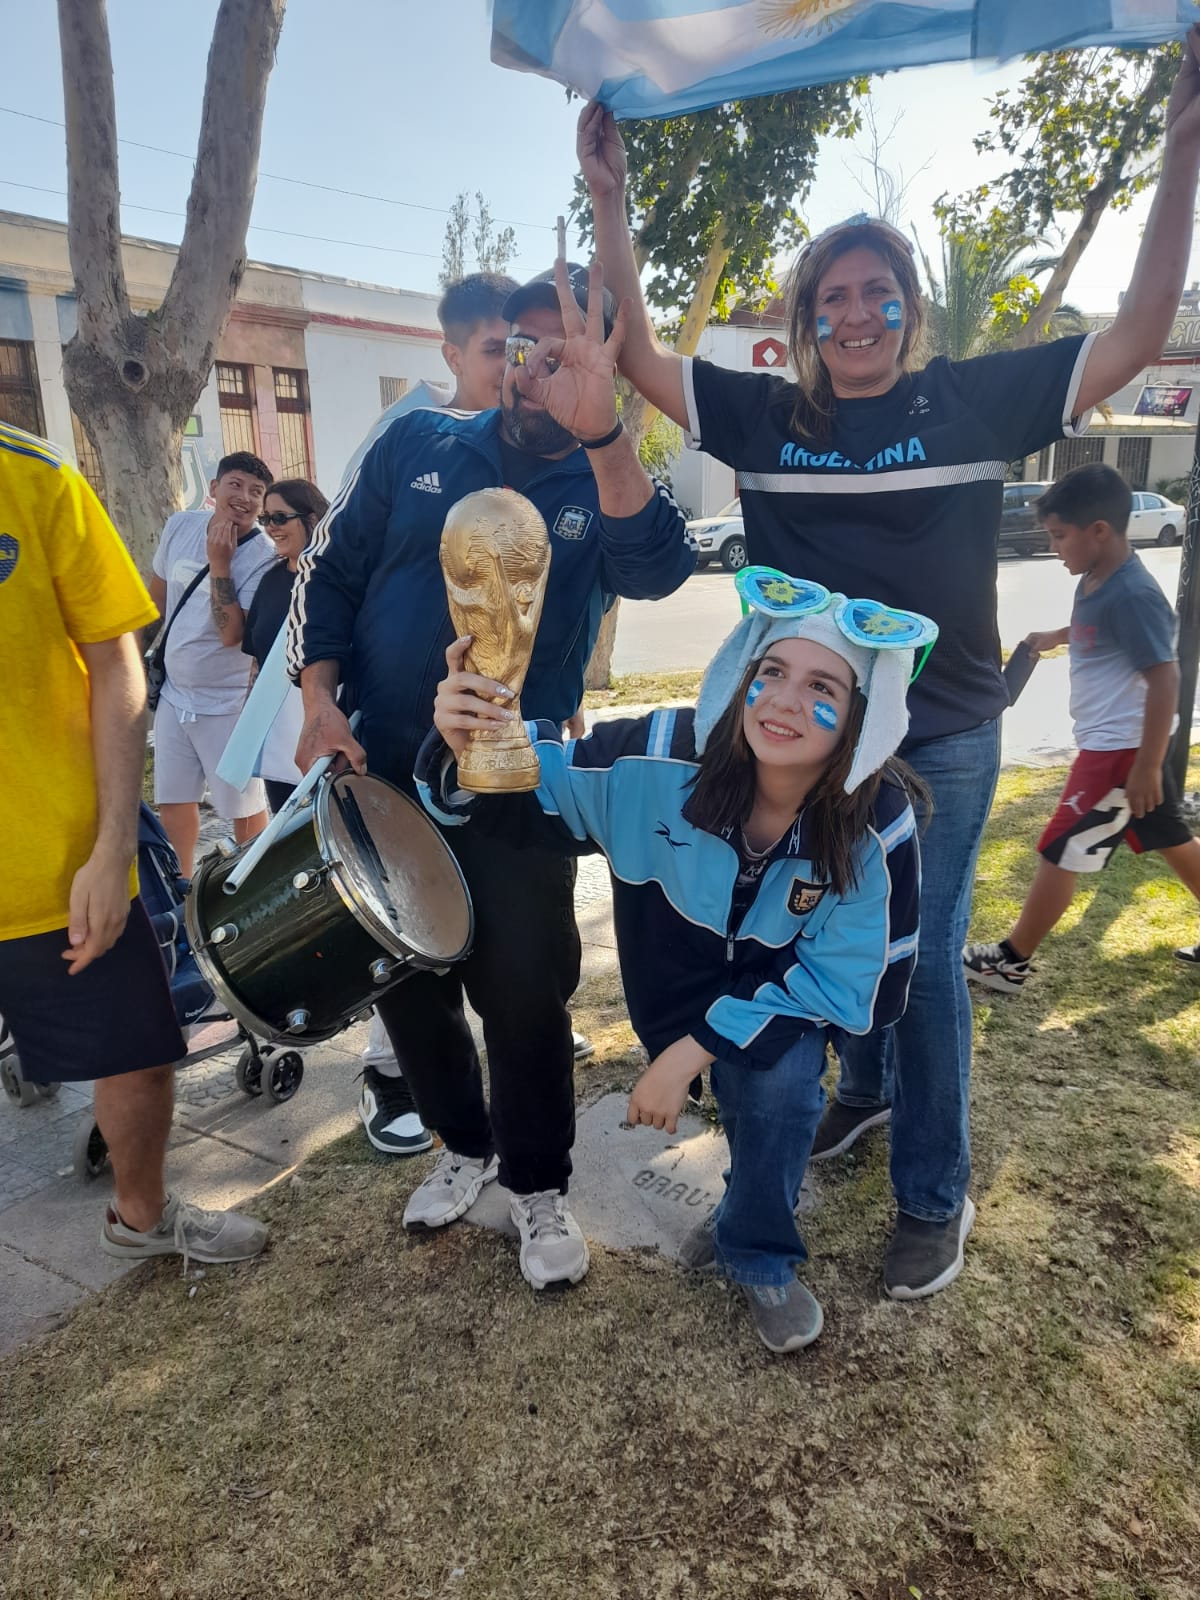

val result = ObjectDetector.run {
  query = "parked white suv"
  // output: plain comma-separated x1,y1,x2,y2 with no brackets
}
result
687,500,748,571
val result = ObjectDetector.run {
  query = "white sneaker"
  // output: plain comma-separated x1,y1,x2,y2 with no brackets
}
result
509,1191,590,1289
402,1149,499,1230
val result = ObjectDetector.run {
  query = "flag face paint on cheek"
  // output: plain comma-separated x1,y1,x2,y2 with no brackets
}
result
746,680,765,707
813,701,838,730
816,316,833,343
882,299,902,329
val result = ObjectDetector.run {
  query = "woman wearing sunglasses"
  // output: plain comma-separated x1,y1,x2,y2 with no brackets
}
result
241,477,330,813
576,33,1200,1300
420,567,930,1353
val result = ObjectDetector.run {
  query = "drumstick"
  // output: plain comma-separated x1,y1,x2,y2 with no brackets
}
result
222,712,362,896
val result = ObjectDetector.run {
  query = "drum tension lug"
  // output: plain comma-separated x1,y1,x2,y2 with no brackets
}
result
207,923,239,948
292,867,328,891
369,958,396,986
285,1008,311,1035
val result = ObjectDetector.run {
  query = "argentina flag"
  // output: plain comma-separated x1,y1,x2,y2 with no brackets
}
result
491,1,1195,118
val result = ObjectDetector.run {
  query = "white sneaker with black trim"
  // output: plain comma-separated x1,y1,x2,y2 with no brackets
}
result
963,940,1032,994
359,1065,433,1156
403,1149,499,1230
509,1191,589,1289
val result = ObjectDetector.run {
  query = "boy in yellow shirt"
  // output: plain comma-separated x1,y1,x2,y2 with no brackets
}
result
0,422,265,1267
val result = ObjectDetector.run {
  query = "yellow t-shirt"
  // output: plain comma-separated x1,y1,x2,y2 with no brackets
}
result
0,423,159,940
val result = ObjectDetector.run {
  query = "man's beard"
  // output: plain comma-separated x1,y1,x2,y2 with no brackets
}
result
502,393,576,457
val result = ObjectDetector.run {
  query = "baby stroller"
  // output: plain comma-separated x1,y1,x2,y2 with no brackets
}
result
0,804,307,1181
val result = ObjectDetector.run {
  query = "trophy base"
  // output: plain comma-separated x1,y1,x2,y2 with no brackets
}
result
456,762,542,794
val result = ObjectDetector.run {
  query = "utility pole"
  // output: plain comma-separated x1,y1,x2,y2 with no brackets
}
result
1170,411,1200,795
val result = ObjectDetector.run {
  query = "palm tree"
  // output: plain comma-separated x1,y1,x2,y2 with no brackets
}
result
916,225,1083,360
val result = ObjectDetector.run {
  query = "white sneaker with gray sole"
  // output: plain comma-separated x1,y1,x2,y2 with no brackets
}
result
402,1149,499,1231
509,1191,589,1289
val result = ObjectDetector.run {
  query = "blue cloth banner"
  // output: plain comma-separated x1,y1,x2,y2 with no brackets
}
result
491,1,1194,119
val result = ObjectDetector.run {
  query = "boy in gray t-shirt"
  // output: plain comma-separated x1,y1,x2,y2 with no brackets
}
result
964,463,1200,992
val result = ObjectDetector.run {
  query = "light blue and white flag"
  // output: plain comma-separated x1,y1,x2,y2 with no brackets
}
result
492,1,1194,119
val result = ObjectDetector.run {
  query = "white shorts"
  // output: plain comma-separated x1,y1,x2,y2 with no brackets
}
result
153,702,267,820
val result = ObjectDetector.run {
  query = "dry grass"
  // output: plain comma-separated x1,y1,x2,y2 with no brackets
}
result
582,668,702,710
3,767,1200,1599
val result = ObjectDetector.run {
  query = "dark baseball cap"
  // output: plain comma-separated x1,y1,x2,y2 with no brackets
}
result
502,262,617,338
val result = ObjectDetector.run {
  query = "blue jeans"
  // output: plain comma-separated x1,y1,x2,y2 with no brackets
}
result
710,1030,828,1287
836,717,1001,1223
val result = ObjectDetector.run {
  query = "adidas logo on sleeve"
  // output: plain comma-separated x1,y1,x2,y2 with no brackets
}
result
410,471,441,494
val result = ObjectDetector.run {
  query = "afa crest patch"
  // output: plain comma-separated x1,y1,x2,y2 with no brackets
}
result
787,878,827,917
0,533,18,584
553,505,592,541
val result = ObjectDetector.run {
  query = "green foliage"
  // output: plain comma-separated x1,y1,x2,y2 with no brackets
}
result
440,192,517,288
1156,476,1191,503
571,84,866,322
634,408,682,483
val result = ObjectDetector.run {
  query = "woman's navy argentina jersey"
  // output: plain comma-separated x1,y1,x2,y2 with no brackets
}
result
417,706,920,1070
287,405,694,789
683,333,1095,742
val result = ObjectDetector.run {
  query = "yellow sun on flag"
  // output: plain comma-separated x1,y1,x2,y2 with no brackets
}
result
757,0,864,40
761,577,805,604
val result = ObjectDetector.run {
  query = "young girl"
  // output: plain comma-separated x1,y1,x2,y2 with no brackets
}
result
419,567,932,1354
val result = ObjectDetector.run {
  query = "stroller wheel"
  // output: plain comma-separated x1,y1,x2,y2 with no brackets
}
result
73,1119,111,1181
1,1056,38,1108
235,1045,264,1097
36,1081,61,1100
262,1050,304,1105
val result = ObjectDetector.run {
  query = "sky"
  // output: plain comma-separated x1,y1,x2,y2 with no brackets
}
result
2,0,1192,315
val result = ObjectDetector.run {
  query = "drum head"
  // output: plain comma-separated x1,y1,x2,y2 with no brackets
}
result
317,774,472,963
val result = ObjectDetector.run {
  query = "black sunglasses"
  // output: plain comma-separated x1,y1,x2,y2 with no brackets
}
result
263,510,304,527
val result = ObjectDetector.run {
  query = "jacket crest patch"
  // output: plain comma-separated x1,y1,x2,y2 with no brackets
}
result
787,878,827,916
554,505,592,540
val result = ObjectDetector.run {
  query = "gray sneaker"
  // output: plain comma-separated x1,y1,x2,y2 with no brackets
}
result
884,1197,976,1300
402,1149,499,1231
677,1212,717,1272
808,1099,891,1161
509,1191,589,1289
741,1280,824,1353
100,1193,267,1274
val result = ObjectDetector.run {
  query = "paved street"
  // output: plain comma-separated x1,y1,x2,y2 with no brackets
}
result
614,545,1187,765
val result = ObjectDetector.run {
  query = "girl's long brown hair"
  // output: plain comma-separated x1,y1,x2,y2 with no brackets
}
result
783,220,929,450
684,655,928,896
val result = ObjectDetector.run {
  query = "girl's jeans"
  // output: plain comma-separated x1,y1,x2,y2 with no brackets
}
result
836,717,1002,1223
710,1029,828,1287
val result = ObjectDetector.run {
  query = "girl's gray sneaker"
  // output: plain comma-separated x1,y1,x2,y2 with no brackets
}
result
677,1212,717,1272
741,1280,824,1353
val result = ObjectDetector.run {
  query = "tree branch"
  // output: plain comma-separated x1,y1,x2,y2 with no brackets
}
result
1011,177,1118,349
159,0,286,371
57,0,130,340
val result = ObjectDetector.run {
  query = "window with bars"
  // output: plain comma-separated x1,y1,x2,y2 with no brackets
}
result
70,413,108,505
216,361,258,456
379,375,408,409
1117,435,1152,490
273,367,312,479
0,339,46,437
1052,435,1106,476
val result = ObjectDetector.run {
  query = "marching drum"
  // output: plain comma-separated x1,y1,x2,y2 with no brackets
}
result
186,772,473,1043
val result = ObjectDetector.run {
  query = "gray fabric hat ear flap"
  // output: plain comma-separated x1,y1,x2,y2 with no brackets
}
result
844,648,913,793
693,613,767,753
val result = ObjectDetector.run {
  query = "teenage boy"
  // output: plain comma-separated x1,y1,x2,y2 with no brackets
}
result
148,451,275,877
964,462,1200,991
0,424,266,1267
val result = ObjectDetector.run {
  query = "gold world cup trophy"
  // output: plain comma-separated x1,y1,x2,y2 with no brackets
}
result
439,486,552,792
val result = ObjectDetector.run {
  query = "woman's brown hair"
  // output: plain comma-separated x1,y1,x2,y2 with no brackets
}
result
683,653,928,896
783,220,929,450
266,477,329,535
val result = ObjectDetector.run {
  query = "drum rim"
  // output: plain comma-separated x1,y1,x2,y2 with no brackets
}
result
314,772,473,965
183,856,348,1044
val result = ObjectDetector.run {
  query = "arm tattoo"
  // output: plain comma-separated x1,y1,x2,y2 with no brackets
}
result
211,575,238,633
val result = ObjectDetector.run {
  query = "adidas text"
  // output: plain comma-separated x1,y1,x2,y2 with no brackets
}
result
410,471,442,493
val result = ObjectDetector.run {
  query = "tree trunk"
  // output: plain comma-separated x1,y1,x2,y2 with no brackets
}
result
1010,178,1116,350
57,0,285,570
584,606,621,691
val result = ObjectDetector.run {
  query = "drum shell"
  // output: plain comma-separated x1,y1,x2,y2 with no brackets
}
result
185,806,411,1043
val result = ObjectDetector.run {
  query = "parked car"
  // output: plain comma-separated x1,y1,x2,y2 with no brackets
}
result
998,481,1051,557
687,500,748,571
1127,490,1185,546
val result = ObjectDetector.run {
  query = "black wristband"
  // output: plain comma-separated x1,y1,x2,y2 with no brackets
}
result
577,418,624,451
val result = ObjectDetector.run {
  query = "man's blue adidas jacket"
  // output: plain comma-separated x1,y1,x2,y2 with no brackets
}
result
418,706,921,1069
287,406,694,788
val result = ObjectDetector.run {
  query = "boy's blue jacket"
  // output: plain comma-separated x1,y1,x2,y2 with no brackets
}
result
286,406,693,788
417,706,921,1069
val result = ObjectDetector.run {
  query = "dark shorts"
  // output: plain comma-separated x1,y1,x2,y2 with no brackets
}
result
1038,748,1193,874
0,900,186,1083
